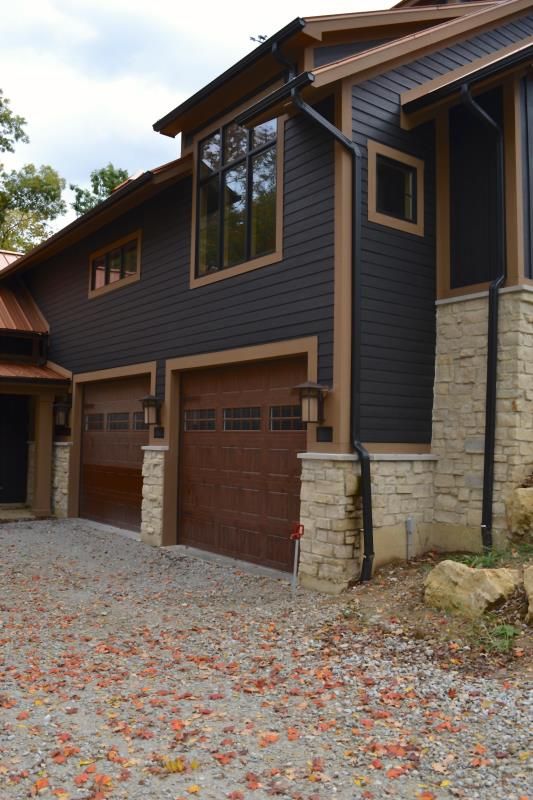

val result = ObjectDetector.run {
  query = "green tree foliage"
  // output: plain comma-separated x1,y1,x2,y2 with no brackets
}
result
0,90,28,154
0,90,66,252
70,163,129,216
0,164,66,252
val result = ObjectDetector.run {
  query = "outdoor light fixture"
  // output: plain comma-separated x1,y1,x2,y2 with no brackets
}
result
53,395,72,430
294,381,329,424
140,394,161,427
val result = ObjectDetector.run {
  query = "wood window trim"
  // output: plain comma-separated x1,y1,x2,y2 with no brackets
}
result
189,118,285,289
367,140,425,237
435,78,524,300
88,230,142,299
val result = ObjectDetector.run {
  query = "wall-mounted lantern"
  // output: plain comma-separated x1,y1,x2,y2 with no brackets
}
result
294,381,329,424
140,394,161,427
53,395,72,432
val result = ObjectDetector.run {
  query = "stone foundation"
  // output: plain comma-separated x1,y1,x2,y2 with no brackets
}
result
51,442,71,517
141,446,166,546
298,455,360,594
433,289,533,549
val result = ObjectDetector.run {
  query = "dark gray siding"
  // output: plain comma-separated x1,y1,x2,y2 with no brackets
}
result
523,75,533,280
25,111,335,393
353,11,533,443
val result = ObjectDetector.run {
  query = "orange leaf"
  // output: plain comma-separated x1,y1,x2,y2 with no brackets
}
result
17,710,29,720
93,773,112,786
386,768,404,779
74,774,89,786
33,778,49,791
259,732,279,747
287,727,300,741
473,744,487,755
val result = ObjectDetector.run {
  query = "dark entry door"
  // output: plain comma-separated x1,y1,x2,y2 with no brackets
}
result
179,357,307,572
0,395,29,503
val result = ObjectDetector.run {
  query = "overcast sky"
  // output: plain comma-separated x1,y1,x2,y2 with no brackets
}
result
1,0,392,219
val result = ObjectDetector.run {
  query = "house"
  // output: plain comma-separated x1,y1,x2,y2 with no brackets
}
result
0,0,532,593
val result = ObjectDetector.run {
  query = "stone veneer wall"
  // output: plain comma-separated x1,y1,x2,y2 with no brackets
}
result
141,447,166,546
432,289,533,549
51,442,71,517
298,454,438,593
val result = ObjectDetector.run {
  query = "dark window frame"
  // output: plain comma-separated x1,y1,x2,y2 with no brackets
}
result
376,154,417,224
368,140,424,237
196,120,277,277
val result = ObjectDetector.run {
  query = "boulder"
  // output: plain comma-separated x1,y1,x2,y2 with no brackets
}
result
524,565,533,625
506,488,533,543
424,560,521,617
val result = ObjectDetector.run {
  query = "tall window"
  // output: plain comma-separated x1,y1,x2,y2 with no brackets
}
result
197,119,277,276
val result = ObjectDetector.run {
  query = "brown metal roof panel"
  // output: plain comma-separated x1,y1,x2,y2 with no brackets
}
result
0,283,48,333
0,361,69,383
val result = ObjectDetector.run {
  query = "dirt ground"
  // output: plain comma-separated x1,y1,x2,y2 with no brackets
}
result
345,548,533,679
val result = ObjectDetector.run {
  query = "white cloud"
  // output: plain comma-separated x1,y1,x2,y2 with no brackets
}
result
1,0,393,221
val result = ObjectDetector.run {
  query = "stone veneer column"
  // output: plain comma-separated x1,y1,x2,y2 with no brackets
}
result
298,454,361,595
51,442,72,517
141,446,167,546
432,289,533,549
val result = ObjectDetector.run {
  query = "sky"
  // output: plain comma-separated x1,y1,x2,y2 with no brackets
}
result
1,0,392,222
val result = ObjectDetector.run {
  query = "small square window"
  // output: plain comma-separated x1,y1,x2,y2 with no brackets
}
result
368,141,424,237
89,232,141,297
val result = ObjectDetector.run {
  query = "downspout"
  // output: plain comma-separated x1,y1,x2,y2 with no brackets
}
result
284,92,375,581
459,84,506,551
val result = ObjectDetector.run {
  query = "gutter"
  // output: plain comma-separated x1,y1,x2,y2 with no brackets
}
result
237,67,375,582
459,84,506,551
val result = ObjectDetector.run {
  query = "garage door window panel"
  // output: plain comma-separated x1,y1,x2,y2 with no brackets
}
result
270,405,304,431
223,407,261,431
85,413,104,431
184,409,216,431
107,412,129,431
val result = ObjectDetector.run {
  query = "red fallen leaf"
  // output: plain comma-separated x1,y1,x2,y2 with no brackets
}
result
93,773,112,786
32,777,49,793
470,757,491,768
473,744,487,755
386,767,406,779
448,688,457,699
317,719,337,732
209,693,225,700
245,772,261,789
86,764,96,774
287,727,300,741
228,793,244,799
118,769,131,782
107,749,122,763
213,752,236,765
171,719,186,731
16,710,29,720
418,793,437,800
361,719,374,730
52,752,67,764
56,733,71,743
259,732,279,747
311,757,325,772
74,773,89,786
370,759,383,770
363,677,375,686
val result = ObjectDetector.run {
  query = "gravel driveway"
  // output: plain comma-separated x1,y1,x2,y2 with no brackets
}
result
0,520,531,800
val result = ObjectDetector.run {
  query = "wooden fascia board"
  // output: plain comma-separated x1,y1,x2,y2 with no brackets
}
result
302,2,500,39
310,0,533,89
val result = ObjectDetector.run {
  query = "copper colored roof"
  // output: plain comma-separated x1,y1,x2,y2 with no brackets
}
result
0,282,48,333
0,361,69,384
0,250,21,271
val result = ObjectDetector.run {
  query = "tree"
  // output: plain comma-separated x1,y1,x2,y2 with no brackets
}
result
0,90,66,252
0,90,28,154
0,164,66,252
70,163,129,216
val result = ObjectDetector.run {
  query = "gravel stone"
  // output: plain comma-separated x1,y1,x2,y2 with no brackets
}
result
0,519,531,800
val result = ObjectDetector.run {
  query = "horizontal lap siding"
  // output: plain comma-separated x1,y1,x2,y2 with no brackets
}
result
353,12,533,444
25,111,335,390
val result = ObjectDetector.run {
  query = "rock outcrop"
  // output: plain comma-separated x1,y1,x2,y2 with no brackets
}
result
424,560,521,617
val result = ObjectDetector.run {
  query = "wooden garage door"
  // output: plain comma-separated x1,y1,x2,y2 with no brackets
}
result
80,375,149,530
179,356,307,571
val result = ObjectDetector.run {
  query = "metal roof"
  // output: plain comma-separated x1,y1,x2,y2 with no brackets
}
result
0,250,21,271
0,361,69,384
0,282,48,333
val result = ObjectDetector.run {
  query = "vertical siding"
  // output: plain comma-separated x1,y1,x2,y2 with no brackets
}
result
25,108,335,392
352,11,533,444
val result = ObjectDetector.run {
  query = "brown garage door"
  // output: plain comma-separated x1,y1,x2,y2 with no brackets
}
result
80,375,149,530
179,356,307,571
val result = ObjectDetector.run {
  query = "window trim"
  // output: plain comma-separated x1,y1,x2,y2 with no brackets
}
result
88,230,142,299
189,116,285,289
367,140,424,237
